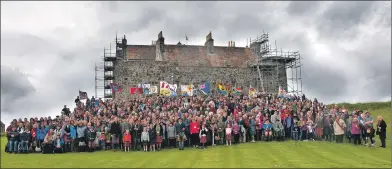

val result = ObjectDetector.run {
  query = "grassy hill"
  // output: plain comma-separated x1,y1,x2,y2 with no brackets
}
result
1,102,390,168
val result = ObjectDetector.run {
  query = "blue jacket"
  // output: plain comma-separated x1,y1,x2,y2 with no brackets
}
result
263,123,273,130
37,128,48,140
53,138,64,147
70,125,77,139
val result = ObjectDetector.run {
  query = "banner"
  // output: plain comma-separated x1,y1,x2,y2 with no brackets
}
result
130,87,143,94
181,84,194,96
110,83,122,93
216,82,227,96
232,87,242,95
199,82,211,95
249,86,256,98
148,86,158,94
160,81,177,96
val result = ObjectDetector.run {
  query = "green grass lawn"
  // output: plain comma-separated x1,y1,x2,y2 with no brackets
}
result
1,102,390,168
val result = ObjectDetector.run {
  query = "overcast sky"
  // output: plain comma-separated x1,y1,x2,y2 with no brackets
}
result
1,1,391,125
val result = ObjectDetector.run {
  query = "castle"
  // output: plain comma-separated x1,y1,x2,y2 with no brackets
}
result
102,31,302,99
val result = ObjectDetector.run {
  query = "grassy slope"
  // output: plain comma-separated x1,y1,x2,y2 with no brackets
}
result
1,102,390,168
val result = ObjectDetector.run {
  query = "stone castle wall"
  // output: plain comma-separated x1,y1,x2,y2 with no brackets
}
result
113,60,263,99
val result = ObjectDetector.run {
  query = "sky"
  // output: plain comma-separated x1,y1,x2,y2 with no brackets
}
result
1,1,391,125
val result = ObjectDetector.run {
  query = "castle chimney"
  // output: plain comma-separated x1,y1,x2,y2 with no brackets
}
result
121,35,127,58
228,41,230,47
155,31,165,61
205,31,214,54
233,41,235,47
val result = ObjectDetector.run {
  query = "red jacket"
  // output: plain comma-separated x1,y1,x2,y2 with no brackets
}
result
123,133,131,143
190,122,199,134
31,128,37,139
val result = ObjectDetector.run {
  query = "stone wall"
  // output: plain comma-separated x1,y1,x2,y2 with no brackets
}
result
113,60,261,99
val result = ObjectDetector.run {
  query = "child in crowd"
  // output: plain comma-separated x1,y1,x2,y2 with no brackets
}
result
104,127,111,150
99,132,106,150
86,123,96,152
53,134,64,154
178,129,186,150
123,129,131,152
225,123,232,146
232,121,240,144
199,124,208,149
292,120,299,141
263,119,273,141
307,121,315,141
141,127,149,152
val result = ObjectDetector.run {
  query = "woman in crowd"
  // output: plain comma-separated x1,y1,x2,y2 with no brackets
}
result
376,115,387,148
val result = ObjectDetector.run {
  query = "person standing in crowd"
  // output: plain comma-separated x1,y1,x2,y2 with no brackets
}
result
86,122,96,152
363,112,375,146
199,123,208,149
225,123,232,146
123,129,131,152
76,121,87,152
141,127,149,152
333,115,346,143
351,117,361,145
149,124,157,152
110,117,121,151
167,122,176,148
154,121,163,151
323,115,332,142
376,115,387,148
189,119,199,148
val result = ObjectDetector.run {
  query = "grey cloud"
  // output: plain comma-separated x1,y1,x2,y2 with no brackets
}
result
0,32,56,58
316,1,376,39
1,65,36,113
286,1,322,16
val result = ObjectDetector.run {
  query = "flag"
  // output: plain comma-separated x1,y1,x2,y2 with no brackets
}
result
199,82,211,95
148,86,158,94
160,81,177,96
130,87,143,94
185,35,188,41
79,91,88,100
232,87,242,95
181,84,194,96
110,83,122,93
249,86,256,98
138,84,151,95
216,82,227,96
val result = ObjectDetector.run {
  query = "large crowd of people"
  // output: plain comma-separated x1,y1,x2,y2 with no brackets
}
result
5,93,387,154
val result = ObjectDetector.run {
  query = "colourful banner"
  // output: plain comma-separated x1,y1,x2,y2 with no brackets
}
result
216,82,227,96
130,87,143,94
199,82,211,95
110,83,122,93
160,81,177,96
232,87,242,95
249,87,256,98
181,84,194,96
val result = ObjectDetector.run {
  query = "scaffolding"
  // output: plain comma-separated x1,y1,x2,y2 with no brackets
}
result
94,62,105,98
249,32,302,96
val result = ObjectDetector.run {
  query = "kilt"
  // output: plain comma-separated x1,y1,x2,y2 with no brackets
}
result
124,141,130,147
200,136,207,144
63,135,71,143
156,136,163,144
226,134,232,141
316,128,323,136
142,140,149,146
111,135,119,144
